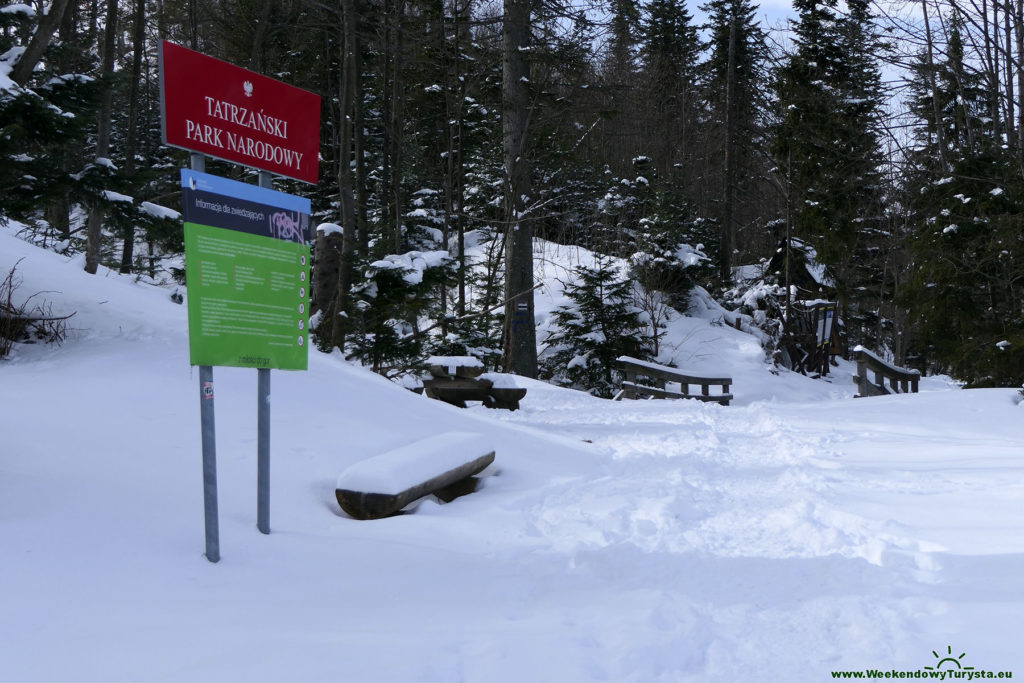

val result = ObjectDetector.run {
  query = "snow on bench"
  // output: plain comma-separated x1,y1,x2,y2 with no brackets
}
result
425,355,484,379
614,356,733,406
852,346,920,397
335,431,496,520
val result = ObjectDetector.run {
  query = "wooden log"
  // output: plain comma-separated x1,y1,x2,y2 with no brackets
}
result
422,377,526,410
336,450,495,520
489,387,527,410
423,377,493,407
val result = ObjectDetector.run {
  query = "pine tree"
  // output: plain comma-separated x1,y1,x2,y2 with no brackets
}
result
701,0,767,282
771,0,888,346
637,0,700,178
344,251,456,375
903,15,1024,386
0,5,103,233
541,254,652,397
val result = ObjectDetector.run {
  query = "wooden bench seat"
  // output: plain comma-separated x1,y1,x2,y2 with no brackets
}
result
335,432,495,520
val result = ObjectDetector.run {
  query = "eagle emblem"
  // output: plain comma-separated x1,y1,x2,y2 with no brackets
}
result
243,80,253,97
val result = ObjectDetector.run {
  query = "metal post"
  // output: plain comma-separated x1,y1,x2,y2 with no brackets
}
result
257,170,273,534
199,365,220,562
190,153,220,563
257,368,270,534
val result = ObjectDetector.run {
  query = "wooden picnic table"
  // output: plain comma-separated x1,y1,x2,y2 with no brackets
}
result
422,357,527,410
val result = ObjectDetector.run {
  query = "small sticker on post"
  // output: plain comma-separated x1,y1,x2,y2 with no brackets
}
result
202,381,214,399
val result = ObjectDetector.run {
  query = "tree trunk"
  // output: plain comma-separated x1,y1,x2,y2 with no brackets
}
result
1005,0,1015,148
119,0,147,274
501,0,537,378
9,0,74,87
388,0,406,253
454,5,467,317
249,0,274,71
1016,0,1024,176
354,42,369,253
84,0,119,275
332,0,359,350
720,12,738,285
921,0,949,169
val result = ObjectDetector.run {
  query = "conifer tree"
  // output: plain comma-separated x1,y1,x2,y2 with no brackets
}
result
541,254,652,397
904,14,1024,385
771,0,887,345
0,4,102,231
637,0,700,177
701,0,767,281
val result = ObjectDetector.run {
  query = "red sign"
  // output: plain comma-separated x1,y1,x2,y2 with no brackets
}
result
159,41,321,184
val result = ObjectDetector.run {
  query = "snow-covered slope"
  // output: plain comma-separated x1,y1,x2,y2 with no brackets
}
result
2,225,1022,682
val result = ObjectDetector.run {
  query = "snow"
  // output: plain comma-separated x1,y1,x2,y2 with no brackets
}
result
426,355,484,369
0,46,22,93
0,3,34,16
479,372,521,389
853,345,920,376
336,431,491,495
617,354,729,379
1,223,1023,681
316,221,342,236
368,250,450,285
140,201,180,220
674,243,707,267
100,189,133,203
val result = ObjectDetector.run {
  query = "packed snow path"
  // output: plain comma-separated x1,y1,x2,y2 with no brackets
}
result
2,226,1022,681
483,379,1024,679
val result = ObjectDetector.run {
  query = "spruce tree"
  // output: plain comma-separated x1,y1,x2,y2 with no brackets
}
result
638,0,700,178
903,15,1024,386
701,0,767,281
771,0,888,346
541,254,652,397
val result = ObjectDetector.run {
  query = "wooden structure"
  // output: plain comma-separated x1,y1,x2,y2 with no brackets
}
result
335,432,495,520
852,347,920,397
761,239,844,377
784,300,840,377
422,358,526,410
613,356,733,406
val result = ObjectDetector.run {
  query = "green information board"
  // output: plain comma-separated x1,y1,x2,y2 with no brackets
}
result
182,169,311,370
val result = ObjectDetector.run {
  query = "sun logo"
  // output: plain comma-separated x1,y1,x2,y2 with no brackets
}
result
924,646,975,672
243,80,253,97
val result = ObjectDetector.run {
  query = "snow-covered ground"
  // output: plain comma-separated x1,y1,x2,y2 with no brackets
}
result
2,223,1022,682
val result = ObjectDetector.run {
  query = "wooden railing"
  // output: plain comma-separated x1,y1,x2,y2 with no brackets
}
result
852,347,920,397
614,356,733,406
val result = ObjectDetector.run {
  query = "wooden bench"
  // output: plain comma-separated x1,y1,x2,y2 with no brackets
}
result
422,356,527,411
335,432,496,520
852,347,920,397
613,356,733,406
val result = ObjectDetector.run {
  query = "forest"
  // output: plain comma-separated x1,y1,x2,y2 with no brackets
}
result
1,0,1023,389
